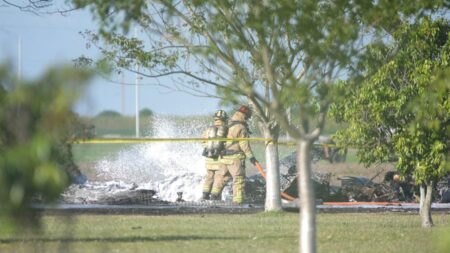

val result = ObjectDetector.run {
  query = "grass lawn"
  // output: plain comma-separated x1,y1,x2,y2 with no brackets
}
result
1,212,449,253
72,143,137,164
72,141,297,164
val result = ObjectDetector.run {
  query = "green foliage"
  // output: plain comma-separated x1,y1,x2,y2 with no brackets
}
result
73,0,447,140
96,110,121,118
331,18,450,184
0,63,92,222
139,108,154,117
73,0,148,33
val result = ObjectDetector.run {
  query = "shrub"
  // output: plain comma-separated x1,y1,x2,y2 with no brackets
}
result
96,110,121,118
139,108,154,117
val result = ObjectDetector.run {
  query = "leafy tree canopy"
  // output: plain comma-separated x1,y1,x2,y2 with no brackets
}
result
331,18,450,184
73,0,448,137
139,108,154,117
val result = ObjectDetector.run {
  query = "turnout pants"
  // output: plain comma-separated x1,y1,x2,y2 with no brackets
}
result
212,158,246,203
203,163,231,198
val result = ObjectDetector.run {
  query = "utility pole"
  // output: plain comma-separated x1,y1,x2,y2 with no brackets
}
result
135,66,140,138
134,27,140,138
121,73,125,115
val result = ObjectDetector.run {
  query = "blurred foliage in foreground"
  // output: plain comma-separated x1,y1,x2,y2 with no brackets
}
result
0,63,92,225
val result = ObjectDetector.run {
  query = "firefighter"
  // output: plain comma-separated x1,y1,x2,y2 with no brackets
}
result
201,109,230,200
212,105,258,204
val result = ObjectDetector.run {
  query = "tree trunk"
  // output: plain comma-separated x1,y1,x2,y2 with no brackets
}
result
420,182,434,228
297,139,316,253
419,185,425,215
263,127,282,211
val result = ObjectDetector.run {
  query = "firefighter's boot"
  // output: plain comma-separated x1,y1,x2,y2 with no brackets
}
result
210,194,221,201
202,192,210,200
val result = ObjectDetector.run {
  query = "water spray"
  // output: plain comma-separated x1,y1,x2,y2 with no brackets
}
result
64,115,212,203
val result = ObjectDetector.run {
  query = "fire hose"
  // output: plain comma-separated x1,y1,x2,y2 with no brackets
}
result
254,161,296,201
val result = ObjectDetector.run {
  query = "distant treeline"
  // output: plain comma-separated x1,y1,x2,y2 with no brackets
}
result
77,109,346,138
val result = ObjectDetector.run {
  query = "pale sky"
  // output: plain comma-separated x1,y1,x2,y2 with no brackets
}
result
0,6,220,116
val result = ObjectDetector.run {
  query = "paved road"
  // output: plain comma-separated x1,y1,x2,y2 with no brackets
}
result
286,202,450,213
33,202,450,215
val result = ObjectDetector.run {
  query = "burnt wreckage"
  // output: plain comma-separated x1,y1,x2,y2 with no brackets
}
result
245,143,450,204
60,138,448,205
244,144,343,203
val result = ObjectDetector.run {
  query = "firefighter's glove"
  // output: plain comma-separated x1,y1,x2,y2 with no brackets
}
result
250,157,258,166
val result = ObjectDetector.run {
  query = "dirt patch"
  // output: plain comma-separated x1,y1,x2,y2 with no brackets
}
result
313,162,395,187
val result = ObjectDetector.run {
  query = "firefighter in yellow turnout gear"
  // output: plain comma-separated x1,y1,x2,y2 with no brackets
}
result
214,105,258,204
201,110,230,200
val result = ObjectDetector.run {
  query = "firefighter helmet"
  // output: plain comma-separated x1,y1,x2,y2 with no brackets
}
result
214,110,228,120
238,105,252,119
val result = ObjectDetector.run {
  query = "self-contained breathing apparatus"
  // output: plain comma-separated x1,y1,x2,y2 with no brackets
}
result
202,110,229,159
203,124,228,159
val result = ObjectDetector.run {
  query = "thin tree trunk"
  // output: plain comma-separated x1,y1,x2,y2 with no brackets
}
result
286,107,291,140
420,181,434,228
419,184,425,215
297,139,316,253
263,128,282,211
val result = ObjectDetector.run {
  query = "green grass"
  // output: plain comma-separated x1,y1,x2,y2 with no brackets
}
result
72,142,356,166
72,142,296,165
251,143,297,161
79,116,155,137
72,143,137,164
344,148,359,163
1,213,449,253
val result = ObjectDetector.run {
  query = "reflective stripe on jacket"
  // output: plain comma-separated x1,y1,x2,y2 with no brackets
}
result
223,111,254,160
